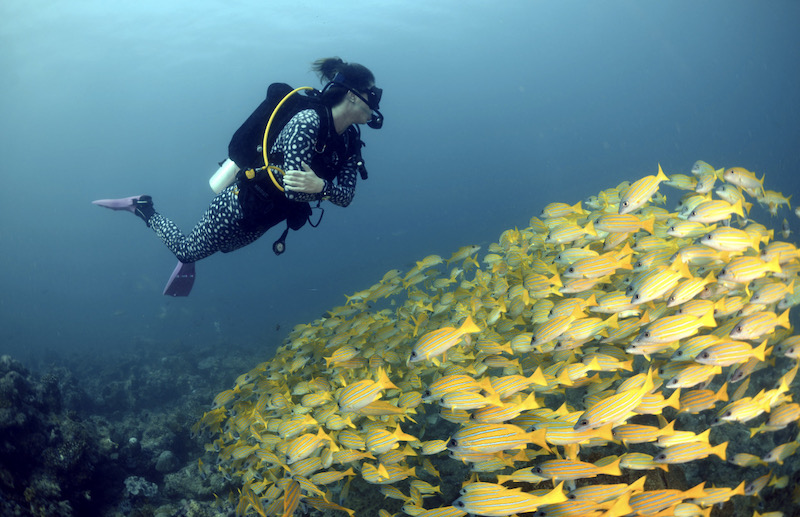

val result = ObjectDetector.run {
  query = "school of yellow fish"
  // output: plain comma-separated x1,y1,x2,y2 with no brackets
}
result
195,161,800,517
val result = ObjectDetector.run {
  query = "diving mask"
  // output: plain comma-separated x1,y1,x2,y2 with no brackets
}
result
327,73,384,129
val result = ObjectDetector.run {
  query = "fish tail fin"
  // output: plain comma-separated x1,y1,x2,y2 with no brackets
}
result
527,427,551,453
712,441,728,461
642,216,655,235
630,475,648,492
596,423,615,442
684,482,707,500
732,199,745,218
556,367,574,387
716,382,729,402
765,255,782,275
698,308,717,329
529,366,548,387
656,164,669,183
584,220,597,236
777,308,792,329
520,393,540,411
459,315,481,335
393,425,418,443
696,428,711,444
660,419,677,437
599,491,632,517
598,456,623,476
753,340,767,362
377,367,399,391
665,388,681,410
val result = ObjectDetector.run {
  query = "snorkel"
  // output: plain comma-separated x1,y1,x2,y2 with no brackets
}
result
323,72,384,129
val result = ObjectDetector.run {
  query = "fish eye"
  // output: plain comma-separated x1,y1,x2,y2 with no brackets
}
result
579,419,588,427
633,294,641,301
567,267,575,273
700,352,709,359
656,454,666,461
454,501,464,509
410,351,417,358
447,439,457,447
735,326,743,333
423,390,431,398
644,331,650,338
622,201,629,207
533,467,543,474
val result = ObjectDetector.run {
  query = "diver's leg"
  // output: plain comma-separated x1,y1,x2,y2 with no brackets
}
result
149,186,262,263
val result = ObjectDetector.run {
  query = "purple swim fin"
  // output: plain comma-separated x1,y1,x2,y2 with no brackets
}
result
163,261,195,297
92,195,145,213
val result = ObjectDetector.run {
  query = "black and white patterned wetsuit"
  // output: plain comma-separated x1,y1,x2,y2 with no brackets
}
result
149,108,359,263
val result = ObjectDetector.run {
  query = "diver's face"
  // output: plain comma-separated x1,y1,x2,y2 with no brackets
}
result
353,85,375,124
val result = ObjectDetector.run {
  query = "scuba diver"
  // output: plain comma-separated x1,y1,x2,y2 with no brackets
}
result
93,57,383,296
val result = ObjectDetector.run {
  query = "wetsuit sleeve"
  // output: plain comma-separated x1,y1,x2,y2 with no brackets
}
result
321,158,358,208
274,109,357,207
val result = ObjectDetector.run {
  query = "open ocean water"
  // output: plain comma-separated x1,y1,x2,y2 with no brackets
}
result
1,1,799,515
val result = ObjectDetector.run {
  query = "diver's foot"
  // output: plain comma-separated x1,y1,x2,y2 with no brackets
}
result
133,195,155,227
92,195,156,226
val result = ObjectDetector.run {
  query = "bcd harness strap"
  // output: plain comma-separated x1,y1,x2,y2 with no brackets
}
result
239,86,331,255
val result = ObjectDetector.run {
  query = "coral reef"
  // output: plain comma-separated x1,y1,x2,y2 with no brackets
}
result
0,343,265,516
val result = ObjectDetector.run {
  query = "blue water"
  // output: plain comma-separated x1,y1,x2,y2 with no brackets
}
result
1,0,798,364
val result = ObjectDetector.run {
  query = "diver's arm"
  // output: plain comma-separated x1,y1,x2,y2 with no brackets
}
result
322,160,357,207
278,110,357,207
283,161,357,207
277,110,325,202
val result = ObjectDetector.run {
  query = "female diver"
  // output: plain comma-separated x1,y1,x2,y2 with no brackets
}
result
94,57,383,295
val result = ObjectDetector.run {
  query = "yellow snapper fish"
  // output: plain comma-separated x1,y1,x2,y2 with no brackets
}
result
699,226,761,252
664,173,698,190
630,310,716,346
532,456,622,481
446,422,550,454
686,198,745,224
573,369,655,431
619,164,670,214
409,316,481,363
691,160,715,176
197,159,800,517
337,367,399,412
715,183,754,213
723,166,765,196
694,170,718,194
452,482,566,516
717,255,782,283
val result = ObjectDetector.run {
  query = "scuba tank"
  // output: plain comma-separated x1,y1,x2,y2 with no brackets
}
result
209,158,241,193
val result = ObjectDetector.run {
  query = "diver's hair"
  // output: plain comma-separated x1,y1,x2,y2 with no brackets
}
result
312,57,375,107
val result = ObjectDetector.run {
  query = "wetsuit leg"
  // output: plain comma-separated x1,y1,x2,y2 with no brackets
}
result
149,185,267,263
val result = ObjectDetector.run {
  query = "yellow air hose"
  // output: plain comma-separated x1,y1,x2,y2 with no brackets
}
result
246,86,313,192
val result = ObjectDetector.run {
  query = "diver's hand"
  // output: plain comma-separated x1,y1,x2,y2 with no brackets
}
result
283,161,324,193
